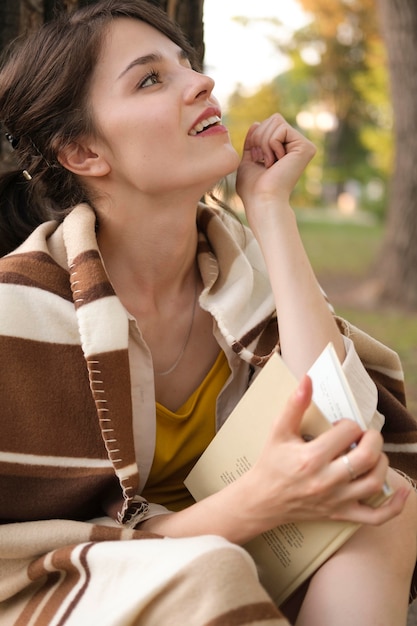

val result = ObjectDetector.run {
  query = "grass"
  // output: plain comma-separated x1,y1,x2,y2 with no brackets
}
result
334,307,417,414
297,214,383,276
297,212,417,416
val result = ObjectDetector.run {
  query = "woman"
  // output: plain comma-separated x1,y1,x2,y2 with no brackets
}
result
0,2,416,625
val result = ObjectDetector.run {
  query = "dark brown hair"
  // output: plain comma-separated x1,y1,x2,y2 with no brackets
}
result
0,0,198,255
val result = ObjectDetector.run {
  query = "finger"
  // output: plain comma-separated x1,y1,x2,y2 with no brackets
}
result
254,114,315,167
269,374,313,441
241,115,285,163
242,123,270,167
339,429,384,478
260,118,287,165
330,487,410,526
247,116,287,166
332,453,390,505
242,114,316,173
250,146,265,165
341,453,357,481
305,418,364,465
241,122,261,155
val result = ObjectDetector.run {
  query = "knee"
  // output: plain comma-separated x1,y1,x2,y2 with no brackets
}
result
381,470,417,575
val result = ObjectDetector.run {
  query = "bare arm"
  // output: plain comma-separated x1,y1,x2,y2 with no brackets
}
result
236,114,345,377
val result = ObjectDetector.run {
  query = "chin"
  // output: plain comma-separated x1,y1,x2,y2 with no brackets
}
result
216,145,240,176
189,146,240,192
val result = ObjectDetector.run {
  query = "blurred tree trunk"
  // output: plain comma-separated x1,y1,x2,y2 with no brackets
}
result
43,0,65,20
0,1,18,160
155,0,205,67
0,0,42,161
44,0,91,21
2,0,205,64
374,0,417,308
41,0,204,65
43,0,205,65
0,1,20,51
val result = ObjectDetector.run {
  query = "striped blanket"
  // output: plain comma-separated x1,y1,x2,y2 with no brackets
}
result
0,519,288,625
1,202,417,623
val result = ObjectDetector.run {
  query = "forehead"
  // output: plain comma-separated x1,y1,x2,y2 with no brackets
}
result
96,17,180,80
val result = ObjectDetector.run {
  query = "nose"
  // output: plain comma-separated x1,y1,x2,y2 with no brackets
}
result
184,69,215,102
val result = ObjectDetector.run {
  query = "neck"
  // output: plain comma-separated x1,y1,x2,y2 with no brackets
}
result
96,199,200,313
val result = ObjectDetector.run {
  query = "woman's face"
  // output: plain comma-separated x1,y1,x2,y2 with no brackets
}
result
86,18,239,199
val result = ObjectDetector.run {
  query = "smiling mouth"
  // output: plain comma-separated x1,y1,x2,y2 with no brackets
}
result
189,115,222,136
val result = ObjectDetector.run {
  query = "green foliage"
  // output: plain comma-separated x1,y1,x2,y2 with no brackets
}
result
225,83,283,155
225,1,392,216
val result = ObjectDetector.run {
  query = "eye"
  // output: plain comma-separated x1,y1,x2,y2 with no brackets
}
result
138,69,161,89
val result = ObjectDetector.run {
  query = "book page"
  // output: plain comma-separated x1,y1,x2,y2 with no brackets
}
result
245,519,358,605
184,345,390,605
307,342,367,428
308,343,392,497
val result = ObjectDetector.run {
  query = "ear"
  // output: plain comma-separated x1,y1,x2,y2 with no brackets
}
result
58,141,111,178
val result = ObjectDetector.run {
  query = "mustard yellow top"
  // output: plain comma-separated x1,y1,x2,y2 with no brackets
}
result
142,351,230,511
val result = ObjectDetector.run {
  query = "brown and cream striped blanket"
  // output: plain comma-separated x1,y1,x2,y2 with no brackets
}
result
1,202,417,623
0,519,289,625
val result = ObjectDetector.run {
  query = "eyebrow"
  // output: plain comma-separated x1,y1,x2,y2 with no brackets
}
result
117,49,188,80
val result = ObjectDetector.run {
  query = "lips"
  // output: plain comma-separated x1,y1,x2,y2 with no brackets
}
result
189,107,222,136
189,114,221,136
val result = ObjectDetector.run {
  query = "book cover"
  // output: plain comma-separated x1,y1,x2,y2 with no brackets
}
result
184,343,391,605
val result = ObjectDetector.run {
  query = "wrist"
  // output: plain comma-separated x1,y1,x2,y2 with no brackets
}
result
245,203,297,244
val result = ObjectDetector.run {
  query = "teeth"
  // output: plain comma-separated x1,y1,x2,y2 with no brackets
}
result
190,115,221,135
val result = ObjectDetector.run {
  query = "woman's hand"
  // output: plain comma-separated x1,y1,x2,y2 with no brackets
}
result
239,376,409,537
235,114,316,233
139,376,410,546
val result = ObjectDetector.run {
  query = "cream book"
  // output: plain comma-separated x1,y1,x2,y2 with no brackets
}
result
184,342,392,606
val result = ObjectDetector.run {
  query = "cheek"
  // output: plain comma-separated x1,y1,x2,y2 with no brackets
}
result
123,117,178,162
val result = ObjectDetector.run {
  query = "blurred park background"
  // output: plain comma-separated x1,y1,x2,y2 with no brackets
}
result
1,1,416,406
206,0,417,418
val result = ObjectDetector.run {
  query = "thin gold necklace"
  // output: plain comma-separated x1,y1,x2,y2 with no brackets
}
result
154,278,198,377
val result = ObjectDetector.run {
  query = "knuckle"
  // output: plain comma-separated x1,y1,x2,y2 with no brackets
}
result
305,477,325,499
354,445,375,466
296,451,324,495
365,473,385,494
271,112,285,124
367,429,383,446
297,447,318,471
307,141,317,156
